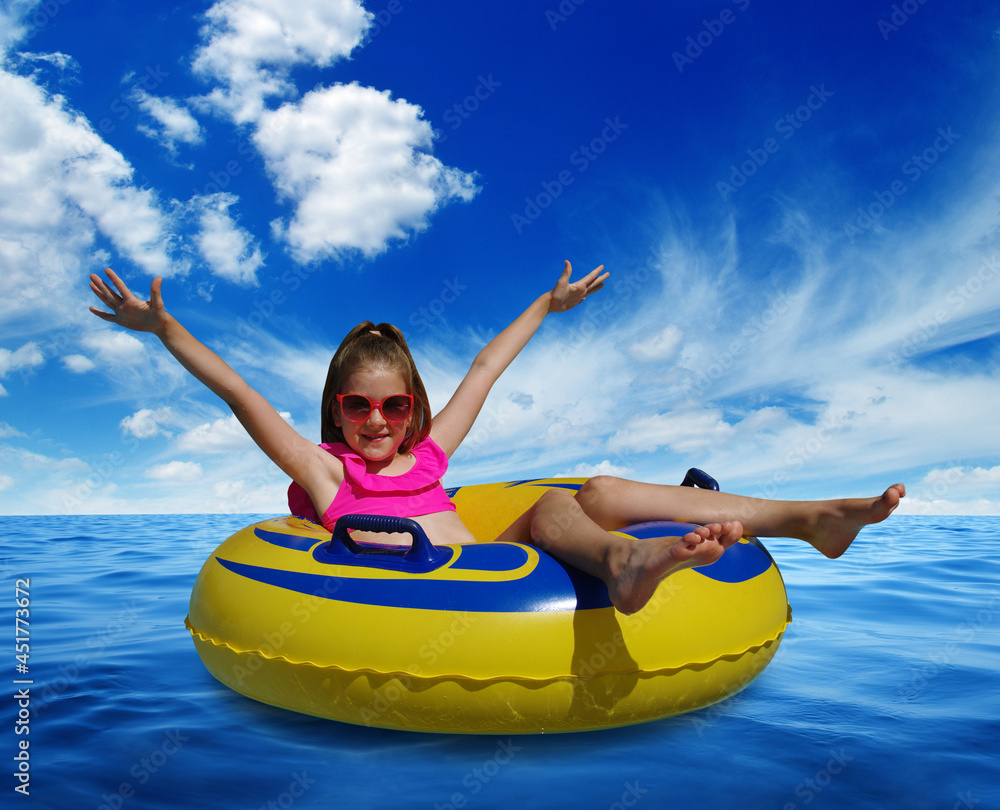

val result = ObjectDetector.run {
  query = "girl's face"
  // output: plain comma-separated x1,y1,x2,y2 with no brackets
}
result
333,367,413,463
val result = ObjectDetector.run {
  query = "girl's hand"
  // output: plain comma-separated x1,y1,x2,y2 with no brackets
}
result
89,268,168,335
548,260,609,313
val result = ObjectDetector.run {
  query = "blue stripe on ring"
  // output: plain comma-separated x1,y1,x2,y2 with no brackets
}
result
243,522,772,608
214,547,614,613
255,527,322,552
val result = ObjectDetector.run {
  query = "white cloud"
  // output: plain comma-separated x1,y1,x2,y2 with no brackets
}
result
174,411,292,454
899,464,1000,512
556,460,636,478
0,443,123,515
80,330,147,366
15,51,79,72
192,0,373,124
146,460,203,482
441,322,639,482
625,324,683,362
0,4,30,57
0,473,13,492
0,342,44,382
419,200,1000,498
0,422,26,438
15,448,90,474
120,407,177,439
176,414,251,454
257,83,478,262
190,193,264,284
187,0,476,261
896,498,1000,516
928,464,1000,486
134,91,203,152
0,64,182,335
217,328,337,406
212,475,289,514
62,354,95,373
609,408,736,455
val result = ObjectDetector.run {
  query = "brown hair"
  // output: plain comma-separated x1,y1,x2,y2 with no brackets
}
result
320,322,432,454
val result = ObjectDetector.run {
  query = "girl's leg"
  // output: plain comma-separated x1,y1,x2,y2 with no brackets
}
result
573,476,906,559
495,489,744,615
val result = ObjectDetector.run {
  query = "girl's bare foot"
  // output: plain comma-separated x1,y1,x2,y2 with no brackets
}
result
607,522,744,615
804,483,906,559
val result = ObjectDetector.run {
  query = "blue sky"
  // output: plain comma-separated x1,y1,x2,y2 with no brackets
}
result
1,0,999,517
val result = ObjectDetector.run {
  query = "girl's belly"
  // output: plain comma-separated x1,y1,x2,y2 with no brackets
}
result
348,509,478,547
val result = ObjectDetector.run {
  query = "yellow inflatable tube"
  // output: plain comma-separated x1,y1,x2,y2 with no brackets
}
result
186,478,791,734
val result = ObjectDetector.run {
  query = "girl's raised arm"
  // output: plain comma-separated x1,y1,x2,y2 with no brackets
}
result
89,269,334,493
431,261,607,457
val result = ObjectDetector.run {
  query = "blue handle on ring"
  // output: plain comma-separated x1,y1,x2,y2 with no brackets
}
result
680,468,720,491
325,514,453,571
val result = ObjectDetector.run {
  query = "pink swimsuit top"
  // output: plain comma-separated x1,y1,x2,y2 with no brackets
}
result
287,437,457,532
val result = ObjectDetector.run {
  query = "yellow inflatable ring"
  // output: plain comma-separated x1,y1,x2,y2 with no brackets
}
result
185,477,791,734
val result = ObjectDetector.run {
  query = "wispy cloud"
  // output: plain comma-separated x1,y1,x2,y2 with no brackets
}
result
188,193,265,285
134,91,203,152
410,173,1000,509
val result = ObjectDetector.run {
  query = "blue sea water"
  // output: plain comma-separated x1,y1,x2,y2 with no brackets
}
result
2,513,998,810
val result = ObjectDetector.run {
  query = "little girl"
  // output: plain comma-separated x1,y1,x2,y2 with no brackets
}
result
90,263,904,615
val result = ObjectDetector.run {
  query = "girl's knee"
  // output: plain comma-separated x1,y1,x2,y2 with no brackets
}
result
530,488,579,540
576,475,621,509
575,475,626,527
